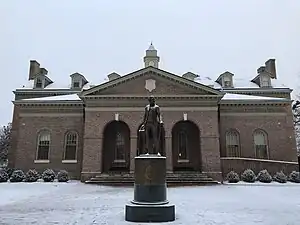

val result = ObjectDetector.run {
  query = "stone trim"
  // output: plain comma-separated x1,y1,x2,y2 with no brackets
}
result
20,113,83,117
62,160,78,164
220,112,287,116
82,95,222,100
220,157,298,164
34,160,50,164
220,101,291,105
85,106,218,112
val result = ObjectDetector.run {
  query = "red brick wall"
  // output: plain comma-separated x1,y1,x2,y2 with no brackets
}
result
221,157,298,177
15,113,84,179
81,108,222,180
219,105,297,162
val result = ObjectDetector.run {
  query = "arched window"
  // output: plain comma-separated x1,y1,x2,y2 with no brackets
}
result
254,129,268,159
115,132,125,161
36,131,51,160
178,130,188,160
225,130,240,157
64,132,78,160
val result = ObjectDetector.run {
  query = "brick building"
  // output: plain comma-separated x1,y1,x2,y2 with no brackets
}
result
9,44,298,182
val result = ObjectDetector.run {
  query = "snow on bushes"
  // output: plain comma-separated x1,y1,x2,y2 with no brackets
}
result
226,171,240,183
10,169,25,182
25,169,40,182
257,169,272,183
0,169,9,182
273,171,287,183
288,171,300,183
57,170,69,182
42,169,56,182
241,169,256,183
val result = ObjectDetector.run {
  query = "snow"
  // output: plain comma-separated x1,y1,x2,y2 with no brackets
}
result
194,75,288,89
221,93,288,101
0,181,300,224
21,94,81,101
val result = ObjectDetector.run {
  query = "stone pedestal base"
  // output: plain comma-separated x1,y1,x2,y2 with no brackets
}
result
125,154,175,222
125,203,175,222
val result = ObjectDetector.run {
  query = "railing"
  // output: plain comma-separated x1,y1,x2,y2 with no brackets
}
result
221,157,298,177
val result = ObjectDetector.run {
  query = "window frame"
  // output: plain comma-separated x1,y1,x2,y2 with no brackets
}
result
63,131,78,162
35,129,51,163
225,129,241,157
253,129,269,159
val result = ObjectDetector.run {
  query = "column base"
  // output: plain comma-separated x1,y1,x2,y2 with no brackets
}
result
125,202,175,222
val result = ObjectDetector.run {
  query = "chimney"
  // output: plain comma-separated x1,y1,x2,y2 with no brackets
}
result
107,72,121,81
257,66,266,74
29,60,40,80
265,59,276,79
40,68,48,76
182,72,199,81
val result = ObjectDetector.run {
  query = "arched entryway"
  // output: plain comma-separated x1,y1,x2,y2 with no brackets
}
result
172,120,201,171
102,121,130,172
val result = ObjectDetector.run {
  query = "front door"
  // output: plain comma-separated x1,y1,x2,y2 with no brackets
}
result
172,121,201,171
102,121,130,172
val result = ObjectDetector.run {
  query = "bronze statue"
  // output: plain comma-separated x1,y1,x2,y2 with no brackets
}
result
138,96,165,155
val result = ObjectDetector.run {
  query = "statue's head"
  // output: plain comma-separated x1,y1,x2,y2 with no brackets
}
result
148,95,155,105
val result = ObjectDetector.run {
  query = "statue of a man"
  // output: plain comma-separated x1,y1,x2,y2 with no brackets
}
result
140,96,161,155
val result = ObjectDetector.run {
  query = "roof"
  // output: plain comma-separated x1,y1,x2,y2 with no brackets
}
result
20,94,81,101
221,93,288,101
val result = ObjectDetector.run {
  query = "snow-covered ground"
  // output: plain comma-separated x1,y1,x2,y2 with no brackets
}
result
0,181,299,225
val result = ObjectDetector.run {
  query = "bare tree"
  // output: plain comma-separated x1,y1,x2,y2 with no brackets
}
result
292,100,300,156
0,123,12,166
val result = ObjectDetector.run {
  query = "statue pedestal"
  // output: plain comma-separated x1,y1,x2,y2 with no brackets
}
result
125,154,175,222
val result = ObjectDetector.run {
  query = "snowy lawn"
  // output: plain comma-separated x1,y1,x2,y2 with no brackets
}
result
0,181,299,225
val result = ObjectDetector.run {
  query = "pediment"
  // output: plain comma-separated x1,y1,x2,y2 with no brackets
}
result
81,67,222,97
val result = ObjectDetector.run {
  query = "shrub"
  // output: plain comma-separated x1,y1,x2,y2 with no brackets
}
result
42,169,56,182
257,169,272,183
57,170,69,182
10,169,25,182
241,169,256,183
288,171,300,183
226,171,240,183
273,171,287,183
0,169,9,182
25,169,40,182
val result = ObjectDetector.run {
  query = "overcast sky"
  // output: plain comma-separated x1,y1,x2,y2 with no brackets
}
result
1,1,300,126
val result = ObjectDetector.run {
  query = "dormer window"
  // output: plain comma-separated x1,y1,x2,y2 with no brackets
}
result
73,81,80,88
223,76,232,88
70,73,88,90
216,71,234,88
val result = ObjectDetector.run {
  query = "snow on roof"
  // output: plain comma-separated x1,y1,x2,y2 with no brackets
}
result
222,93,288,101
194,75,287,89
21,94,81,101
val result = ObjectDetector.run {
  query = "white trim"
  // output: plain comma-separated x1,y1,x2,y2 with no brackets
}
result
85,106,218,112
113,159,126,163
220,157,298,164
220,112,286,116
34,160,50,164
62,160,78,164
20,113,83,117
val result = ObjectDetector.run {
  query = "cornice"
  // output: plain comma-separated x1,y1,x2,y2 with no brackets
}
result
13,100,83,107
81,94,224,100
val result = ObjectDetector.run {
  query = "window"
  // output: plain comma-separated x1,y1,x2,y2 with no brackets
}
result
36,78,43,88
178,130,188,160
64,132,78,160
223,77,232,88
254,130,268,159
37,131,50,160
115,132,125,160
225,130,240,157
73,81,80,88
